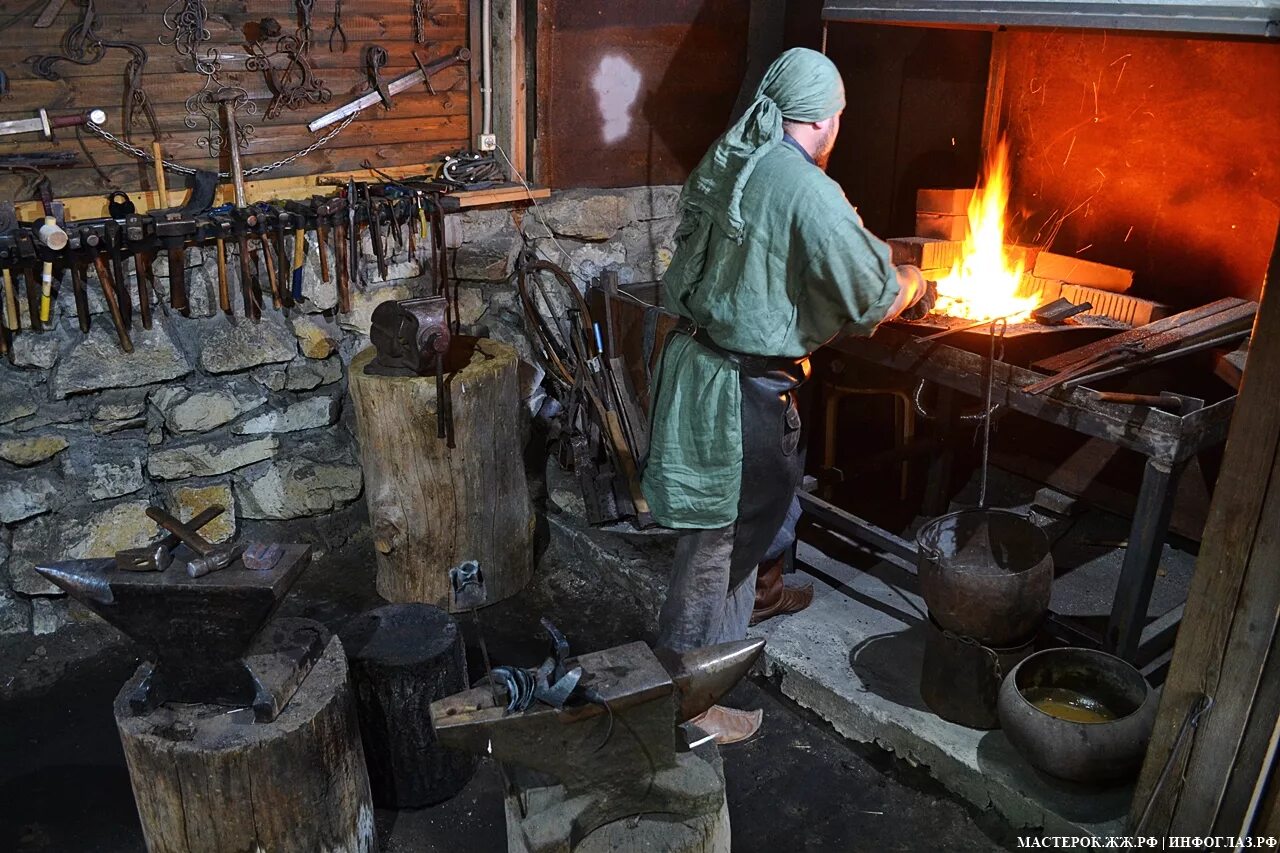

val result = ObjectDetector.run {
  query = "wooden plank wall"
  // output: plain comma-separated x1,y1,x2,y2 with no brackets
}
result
0,0,472,204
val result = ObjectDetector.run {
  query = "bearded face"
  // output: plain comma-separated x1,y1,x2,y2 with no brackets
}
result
814,113,841,171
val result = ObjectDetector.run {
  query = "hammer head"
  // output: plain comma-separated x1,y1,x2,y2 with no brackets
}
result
186,543,246,579
115,539,174,573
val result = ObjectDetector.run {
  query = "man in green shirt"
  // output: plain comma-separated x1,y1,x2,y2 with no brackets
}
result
642,47,935,743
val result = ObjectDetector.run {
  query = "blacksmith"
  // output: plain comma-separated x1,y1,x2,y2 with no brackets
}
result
642,47,937,743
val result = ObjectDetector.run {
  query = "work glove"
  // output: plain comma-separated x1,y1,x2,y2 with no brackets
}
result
898,277,939,322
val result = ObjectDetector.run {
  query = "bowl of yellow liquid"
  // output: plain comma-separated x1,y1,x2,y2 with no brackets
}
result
997,647,1156,785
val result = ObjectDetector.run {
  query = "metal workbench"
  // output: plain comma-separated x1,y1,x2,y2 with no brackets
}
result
805,324,1237,665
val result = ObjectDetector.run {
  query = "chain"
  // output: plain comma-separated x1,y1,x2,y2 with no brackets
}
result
413,0,427,44
83,113,356,179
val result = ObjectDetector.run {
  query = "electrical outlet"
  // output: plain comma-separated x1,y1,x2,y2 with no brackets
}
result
478,133,497,152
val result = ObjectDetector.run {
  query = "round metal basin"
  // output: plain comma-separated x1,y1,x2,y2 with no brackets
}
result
998,647,1156,785
916,509,1052,646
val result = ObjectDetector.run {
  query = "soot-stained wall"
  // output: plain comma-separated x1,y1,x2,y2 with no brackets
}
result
998,30,1280,306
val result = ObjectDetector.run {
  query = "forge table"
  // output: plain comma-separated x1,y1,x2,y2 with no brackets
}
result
806,324,1237,665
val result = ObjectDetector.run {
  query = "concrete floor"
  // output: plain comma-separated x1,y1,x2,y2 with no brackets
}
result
752,466,1197,839
0,530,1022,852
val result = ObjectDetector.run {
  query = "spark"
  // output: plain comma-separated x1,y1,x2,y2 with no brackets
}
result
1076,244,1093,253
1124,226,1134,242
1063,135,1076,167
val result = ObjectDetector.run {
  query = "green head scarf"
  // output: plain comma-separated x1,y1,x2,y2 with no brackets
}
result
682,47,846,244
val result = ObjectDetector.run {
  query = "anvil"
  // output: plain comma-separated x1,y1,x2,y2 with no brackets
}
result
430,638,763,852
35,545,312,718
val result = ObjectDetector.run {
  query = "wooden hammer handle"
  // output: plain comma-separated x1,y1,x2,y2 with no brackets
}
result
146,506,214,555
157,505,224,550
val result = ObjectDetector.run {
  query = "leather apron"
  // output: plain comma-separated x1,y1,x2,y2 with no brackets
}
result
687,327,809,590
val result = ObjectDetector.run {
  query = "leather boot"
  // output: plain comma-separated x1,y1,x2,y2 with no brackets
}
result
689,705,764,745
749,555,814,626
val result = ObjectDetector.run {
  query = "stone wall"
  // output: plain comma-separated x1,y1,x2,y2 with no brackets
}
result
0,186,681,636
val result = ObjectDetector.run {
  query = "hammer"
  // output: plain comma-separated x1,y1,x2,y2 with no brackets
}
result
145,507,245,578
1095,391,1205,414
116,505,224,572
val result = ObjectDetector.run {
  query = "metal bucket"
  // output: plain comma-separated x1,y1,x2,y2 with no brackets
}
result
916,509,1053,646
998,647,1156,785
920,615,1037,730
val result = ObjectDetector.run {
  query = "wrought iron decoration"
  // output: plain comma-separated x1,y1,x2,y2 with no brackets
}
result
27,0,158,141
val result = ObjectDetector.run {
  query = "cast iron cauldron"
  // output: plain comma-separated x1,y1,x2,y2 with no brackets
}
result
916,509,1053,646
998,647,1157,785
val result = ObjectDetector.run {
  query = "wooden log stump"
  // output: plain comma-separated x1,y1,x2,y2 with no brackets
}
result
349,339,534,611
340,603,478,808
503,743,731,853
114,634,375,853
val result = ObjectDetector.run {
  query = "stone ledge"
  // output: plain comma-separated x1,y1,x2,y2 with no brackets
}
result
752,543,1132,839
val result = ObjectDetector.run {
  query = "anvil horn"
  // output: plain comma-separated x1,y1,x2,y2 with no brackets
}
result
656,638,765,723
34,560,115,606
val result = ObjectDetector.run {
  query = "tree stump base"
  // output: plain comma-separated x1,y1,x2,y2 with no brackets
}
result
341,603,477,808
349,338,534,611
503,744,731,853
114,634,375,853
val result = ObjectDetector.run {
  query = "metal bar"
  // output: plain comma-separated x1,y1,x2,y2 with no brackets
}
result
831,328,1196,461
1136,603,1186,668
1107,458,1187,661
798,491,919,567
820,1,1280,39
923,385,956,517
1062,329,1252,389
1044,613,1103,649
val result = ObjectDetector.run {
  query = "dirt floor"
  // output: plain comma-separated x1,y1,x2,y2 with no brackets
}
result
0,531,1022,852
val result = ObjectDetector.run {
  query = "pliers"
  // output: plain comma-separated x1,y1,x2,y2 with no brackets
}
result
328,0,347,52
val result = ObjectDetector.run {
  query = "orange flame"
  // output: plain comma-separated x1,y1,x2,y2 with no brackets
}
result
932,141,1037,323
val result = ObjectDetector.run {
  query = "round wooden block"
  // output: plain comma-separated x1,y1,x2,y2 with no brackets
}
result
349,338,534,611
504,796,731,853
341,603,478,808
114,635,375,853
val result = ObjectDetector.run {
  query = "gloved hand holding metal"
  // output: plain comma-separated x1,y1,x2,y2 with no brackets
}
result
897,270,939,321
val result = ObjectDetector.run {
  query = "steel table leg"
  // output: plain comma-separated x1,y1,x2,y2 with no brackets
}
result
923,386,956,516
1106,457,1186,661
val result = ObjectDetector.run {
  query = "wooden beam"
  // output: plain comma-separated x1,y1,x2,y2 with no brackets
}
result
1132,222,1280,834
14,160,548,221
979,30,1009,158
490,0,528,177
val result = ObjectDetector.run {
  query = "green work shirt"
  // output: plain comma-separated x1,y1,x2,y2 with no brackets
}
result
641,142,901,529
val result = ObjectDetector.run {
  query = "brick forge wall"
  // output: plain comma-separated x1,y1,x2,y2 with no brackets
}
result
0,186,682,636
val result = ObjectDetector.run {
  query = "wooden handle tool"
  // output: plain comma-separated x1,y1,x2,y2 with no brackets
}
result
215,236,231,315
2,269,20,331
93,256,133,352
